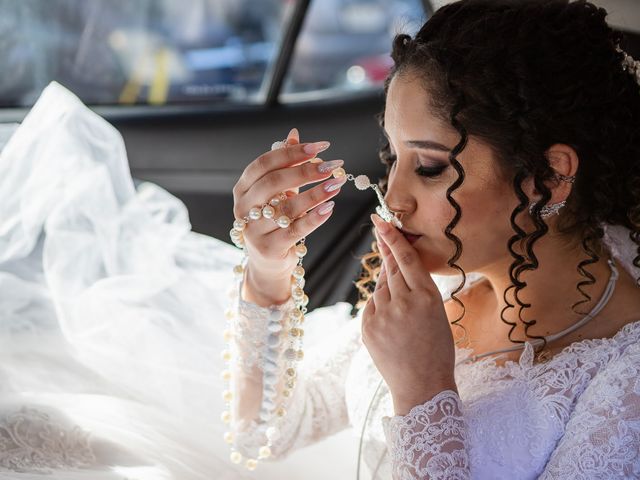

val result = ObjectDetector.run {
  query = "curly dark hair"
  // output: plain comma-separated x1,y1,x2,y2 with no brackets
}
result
354,0,640,360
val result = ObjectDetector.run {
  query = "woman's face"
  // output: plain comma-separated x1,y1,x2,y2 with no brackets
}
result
383,71,526,276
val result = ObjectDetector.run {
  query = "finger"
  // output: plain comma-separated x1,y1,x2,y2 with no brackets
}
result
371,213,424,291
278,175,347,220
235,140,331,194
374,223,408,297
243,159,344,213
362,294,375,319
287,128,300,145
284,129,301,195
239,171,347,239
373,262,390,303
268,200,336,245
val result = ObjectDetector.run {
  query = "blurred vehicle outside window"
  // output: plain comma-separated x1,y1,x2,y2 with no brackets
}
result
0,0,293,107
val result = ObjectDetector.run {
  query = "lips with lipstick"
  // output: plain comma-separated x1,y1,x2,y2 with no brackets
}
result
399,227,423,245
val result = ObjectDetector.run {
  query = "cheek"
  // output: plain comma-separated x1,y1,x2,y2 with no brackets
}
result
417,185,516,271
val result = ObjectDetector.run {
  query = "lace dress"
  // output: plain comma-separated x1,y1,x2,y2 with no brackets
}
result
229,223,640,479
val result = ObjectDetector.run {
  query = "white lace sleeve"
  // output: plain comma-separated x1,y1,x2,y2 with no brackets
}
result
228,275,362,461
381,389,470,480
540,342,640,479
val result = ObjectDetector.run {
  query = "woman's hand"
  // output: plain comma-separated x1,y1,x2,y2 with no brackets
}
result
362,214,458,415
232,128,347,304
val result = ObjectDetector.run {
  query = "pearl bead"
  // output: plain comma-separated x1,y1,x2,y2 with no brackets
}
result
221,370,231,381
267,333,281,348
289,309,303,321
266,426,281,442
302,294,309,307
221,411,232,423
258,446,272,459
332,167,346,178
233,265,244,277
249,207,262,220
292,265,305,279
224,431,234,443
221,350,232,362
297,350,305,360
222,390,233,402
233,220,246,231
264,361,278,374
261,397,275,410
354,174,371,190
262,205,275,219
290,328,300,337
277,407,286,417
286,379,296,389
263,385,277,398
263,372,277,386
292,286,304,299
295,244,307,258
224,309,234,320
223,329,233,342
267,322,283,333
284,348,297,360
269,196,281,207
276,215,291,228
283,389,291,397
286,368,296,377
230,452,242,464
246,459,258,471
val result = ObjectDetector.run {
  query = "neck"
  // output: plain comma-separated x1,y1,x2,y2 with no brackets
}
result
476,233,613,338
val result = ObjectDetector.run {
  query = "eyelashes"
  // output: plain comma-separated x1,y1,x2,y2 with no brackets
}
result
388,153,447,178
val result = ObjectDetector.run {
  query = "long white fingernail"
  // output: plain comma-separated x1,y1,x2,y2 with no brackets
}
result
323,176,347,192
304,141,330,155
317,201,335,215
317,159,344,173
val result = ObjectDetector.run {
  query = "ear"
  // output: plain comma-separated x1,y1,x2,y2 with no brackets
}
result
523,143,578,203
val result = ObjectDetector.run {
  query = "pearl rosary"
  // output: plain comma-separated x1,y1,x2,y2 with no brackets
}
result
223,139,401,471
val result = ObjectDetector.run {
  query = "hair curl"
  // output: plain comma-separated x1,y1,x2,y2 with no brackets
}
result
354,0,640,360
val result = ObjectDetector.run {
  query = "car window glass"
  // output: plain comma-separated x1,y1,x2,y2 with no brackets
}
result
0,0,295,107
281,0,426,101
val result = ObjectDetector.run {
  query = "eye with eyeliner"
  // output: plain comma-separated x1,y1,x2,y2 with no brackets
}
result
388,152,447,178
415,161,447,177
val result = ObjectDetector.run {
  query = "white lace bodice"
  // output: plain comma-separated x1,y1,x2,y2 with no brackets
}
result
230,225,640,479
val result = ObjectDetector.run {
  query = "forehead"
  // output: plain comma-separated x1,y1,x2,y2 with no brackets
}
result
384,72,452,141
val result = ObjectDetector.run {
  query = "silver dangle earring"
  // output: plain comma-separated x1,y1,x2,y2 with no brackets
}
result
529,200,567,219
528,172,574,219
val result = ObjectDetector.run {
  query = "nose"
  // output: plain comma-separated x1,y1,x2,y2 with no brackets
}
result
384,165,416,218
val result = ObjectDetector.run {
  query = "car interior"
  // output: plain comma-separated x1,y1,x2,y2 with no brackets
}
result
1,0,638,313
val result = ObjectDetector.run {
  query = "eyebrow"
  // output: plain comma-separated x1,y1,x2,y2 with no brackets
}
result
405,140,451,153
382,129,451,153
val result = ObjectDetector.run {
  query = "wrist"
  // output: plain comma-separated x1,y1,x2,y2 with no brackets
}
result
242,264,293,307
392,381,458,416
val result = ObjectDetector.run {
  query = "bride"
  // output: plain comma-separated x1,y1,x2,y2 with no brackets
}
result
0,0,639,479
226,0,640,478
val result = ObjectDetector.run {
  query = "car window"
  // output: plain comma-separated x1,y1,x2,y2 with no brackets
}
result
0,0,295,107
281,0,427,101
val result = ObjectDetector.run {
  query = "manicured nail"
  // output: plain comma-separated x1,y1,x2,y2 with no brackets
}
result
323,176,347,192
303,141,331,155
288,127,299,138
371,213,391,234
317,201,335,215
317,159,344,173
